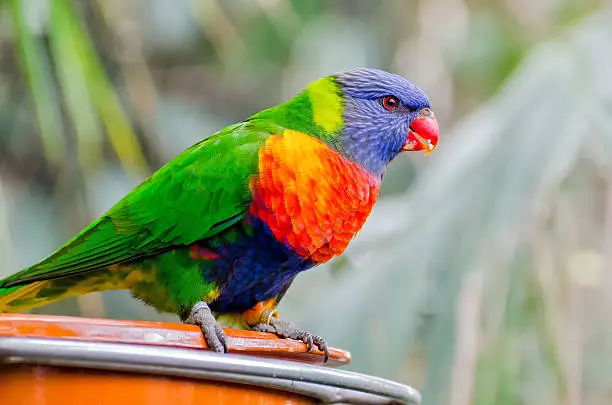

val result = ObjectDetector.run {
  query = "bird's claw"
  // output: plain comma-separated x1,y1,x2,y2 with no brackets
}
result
185,301,228,353
252,317,329,362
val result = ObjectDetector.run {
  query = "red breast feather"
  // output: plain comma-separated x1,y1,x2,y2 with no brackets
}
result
249,130,380,264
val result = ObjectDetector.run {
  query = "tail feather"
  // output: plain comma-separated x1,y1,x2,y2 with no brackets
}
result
0,266,129,313
0,281,53,313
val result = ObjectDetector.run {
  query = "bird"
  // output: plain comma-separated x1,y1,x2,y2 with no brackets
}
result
0,68,438,360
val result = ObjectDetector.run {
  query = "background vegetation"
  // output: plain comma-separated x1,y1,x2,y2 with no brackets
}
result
1,1,611,404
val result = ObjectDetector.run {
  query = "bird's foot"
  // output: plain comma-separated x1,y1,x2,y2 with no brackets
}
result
185,301,228,353
252,315,329,362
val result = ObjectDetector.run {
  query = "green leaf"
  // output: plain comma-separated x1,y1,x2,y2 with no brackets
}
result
9,0,66,165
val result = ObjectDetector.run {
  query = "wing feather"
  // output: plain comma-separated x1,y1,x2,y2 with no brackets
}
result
1,123,274,287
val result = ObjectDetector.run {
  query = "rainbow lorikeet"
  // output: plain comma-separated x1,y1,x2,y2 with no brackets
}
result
0,68,438,359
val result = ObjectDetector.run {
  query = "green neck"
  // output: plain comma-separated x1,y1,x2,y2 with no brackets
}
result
250,77,344,144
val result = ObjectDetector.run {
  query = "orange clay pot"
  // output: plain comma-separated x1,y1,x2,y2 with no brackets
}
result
0,314,420,404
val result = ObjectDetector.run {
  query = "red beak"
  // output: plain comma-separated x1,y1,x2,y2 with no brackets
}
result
401,108,439,156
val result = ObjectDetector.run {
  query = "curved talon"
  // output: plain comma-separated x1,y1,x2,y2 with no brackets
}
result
185,301,228,353
300,332,313,351
312,336,329,362
252,317,330,362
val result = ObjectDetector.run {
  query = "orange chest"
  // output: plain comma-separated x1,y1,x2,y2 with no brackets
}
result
249,130,381,263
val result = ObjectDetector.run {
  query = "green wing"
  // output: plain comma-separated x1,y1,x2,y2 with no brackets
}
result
0,122,275,287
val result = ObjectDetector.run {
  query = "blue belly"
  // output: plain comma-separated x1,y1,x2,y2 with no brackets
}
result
206,215,314,314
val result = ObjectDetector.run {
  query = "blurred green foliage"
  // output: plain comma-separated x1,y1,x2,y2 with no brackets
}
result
0,1,610,404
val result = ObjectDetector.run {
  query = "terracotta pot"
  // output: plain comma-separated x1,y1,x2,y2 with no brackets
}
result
0,314,420,404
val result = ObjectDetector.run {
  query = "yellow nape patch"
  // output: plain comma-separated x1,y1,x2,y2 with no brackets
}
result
307,77,343,134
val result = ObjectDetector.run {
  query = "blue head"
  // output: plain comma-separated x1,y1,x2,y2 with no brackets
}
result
252,67,439,177
333,68,439,176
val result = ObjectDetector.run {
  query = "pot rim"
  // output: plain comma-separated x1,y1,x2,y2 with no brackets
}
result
0,336,421,405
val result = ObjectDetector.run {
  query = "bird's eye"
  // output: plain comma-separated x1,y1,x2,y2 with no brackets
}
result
381,96,400,111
